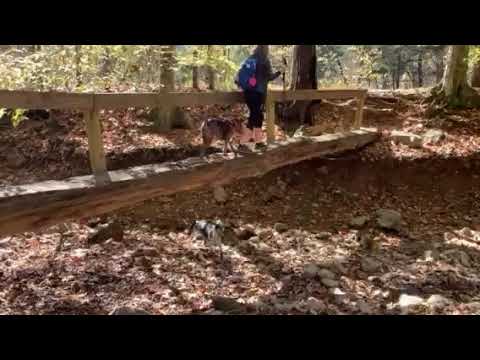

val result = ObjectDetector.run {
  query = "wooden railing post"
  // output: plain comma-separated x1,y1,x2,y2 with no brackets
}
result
83,106,110,185
266,90,276,144
354,92,367,129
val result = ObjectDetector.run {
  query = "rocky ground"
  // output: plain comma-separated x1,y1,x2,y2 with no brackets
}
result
1,90,480,315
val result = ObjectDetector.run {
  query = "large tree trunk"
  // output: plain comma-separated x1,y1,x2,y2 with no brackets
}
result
471,62,480,88
153,46,191,131
279,45,318,135
207,45,216,90
290,45,317,90
417,53,424,87
192,50,199,90
430,45,480,108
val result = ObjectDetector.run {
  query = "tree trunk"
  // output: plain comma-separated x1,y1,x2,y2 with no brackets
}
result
192,50,199,90
290,45,317,90
153,46,192,131
417,53,424,87
100,47,113,77
75,45,82,87
431,45,480,108
279,45,318,135
433,47,446,84
207,45,215,90
471,62,480,88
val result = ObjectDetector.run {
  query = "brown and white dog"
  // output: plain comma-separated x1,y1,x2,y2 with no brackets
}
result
200,117,245,157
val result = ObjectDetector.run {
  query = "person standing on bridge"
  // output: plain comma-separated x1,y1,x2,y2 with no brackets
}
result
235,46,282,149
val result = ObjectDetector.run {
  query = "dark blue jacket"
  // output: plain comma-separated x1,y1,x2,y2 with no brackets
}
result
236,53,281,94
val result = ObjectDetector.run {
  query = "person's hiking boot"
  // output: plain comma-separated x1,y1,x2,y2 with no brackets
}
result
237,144,253,153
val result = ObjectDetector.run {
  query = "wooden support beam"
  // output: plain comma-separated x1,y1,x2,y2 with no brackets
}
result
266,91,276,144
0,129,379,237
83,109,110,185
270,89,367,102
355,92,367,128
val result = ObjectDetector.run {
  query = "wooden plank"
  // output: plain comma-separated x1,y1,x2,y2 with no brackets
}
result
83,109,109,185
0,90,93,109
271,89,367,102
265,91,276,144
355,92,367,128
94,91,245,109
0,129,379,237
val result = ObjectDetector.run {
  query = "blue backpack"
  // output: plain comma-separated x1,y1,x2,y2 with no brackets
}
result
236,56,258,90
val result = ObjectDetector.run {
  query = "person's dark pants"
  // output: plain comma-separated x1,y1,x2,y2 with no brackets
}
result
244,90,265,130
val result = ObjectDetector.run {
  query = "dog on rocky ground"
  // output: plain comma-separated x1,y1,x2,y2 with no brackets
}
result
188,219,225,259
200,117,245,157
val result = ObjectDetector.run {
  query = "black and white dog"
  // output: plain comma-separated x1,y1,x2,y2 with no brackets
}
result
188,220,225,259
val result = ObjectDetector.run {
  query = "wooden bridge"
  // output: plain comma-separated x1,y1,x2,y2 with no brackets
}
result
0,88,377,237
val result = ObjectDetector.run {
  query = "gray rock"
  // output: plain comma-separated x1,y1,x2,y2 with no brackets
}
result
249,236,260,243
376,209,403,231
357,300,373,314
398,294,424,310
258,229,272,241
236,226,256,241
426,295,451,309
109,306,151,315
457,251,471,267
70,248,88,259
304,263,320,278
318,268,336,280
316,232,331,240
350,216,370,228
274,223,288,233
330,287,346,304
390,130,423,148
424,249,439,262
213,186,228,203
332,256,348,274
321,278,340,288
212,296,247,314
305,297,326,313
423,129,445,145
361,257,381,273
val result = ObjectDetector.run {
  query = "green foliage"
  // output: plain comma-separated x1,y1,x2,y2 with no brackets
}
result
0,45,471,92
11,109,26,127
469,46,480,64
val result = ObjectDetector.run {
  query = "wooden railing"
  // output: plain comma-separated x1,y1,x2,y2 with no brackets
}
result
0,88,367,184
265,89,367,143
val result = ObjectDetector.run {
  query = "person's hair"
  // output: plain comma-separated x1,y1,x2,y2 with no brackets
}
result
253,45,269,59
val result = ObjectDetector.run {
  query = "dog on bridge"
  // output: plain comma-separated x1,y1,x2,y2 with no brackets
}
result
200,117,246,157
